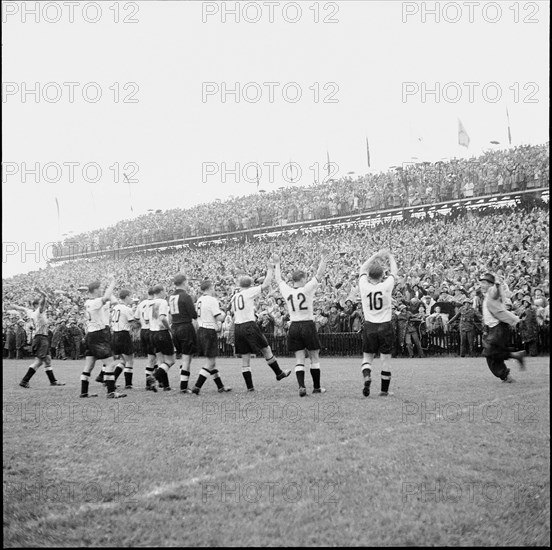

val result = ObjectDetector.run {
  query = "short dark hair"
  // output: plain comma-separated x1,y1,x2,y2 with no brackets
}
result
292,270,306,283
173,273,186,286
368,262,384,280
119,289,131,301
239,276,253,288
88,281,101,293
147,287,155,297
152,284,164,295
200,280,212,292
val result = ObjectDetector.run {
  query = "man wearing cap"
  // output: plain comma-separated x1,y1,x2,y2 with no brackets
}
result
479,272,526,383
448,297,482,357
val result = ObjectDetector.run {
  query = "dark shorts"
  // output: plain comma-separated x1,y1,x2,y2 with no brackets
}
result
112,331,134,356
172,323,197,356
234,321,269,355
482,322,512,358
32,334,50,360
362,321,393,355
151,330,175,356
85,328,113,360
197,327,218,358
140,329,155,356
288,320,320,352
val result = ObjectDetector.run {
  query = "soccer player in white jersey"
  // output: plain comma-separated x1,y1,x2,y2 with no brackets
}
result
149,285,175,391
110,289,139,389
274,249,330,397
231,262,291,392
134,288,158,391
12,288,65,388
81,275,126,398
358,249,398,397
190,280,232,395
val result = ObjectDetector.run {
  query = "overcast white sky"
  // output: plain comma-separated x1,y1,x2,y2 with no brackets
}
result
2,0,549,277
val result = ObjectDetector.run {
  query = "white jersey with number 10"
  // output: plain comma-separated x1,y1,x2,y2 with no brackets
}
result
279,278,318,322
231,286,261,325
359,274,395,323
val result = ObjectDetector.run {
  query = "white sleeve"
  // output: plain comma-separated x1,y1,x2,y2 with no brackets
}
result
88,298,104,311
305,278,318,293
159,301,169,317
248,286,262,299
384,275,395,291
212,298,223,317
278,281,291,296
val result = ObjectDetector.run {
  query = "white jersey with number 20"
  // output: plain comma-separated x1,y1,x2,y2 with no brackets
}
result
359,274,395,323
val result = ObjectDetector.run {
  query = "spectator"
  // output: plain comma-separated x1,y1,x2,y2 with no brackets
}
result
15,320,27,359
6,323,16,359
67,319,84,360
448,297,482,357
519,296,539,356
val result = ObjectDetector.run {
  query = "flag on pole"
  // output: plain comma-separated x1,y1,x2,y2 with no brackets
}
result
506,108,512,145
256,165,260,189
326,151,331,177
366,137,371,168
458,118,470,148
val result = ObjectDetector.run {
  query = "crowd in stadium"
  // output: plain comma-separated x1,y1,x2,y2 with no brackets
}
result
56,143,548,251
3,199,549,359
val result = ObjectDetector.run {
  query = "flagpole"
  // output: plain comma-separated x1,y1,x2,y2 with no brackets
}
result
506,107,512,146
54,197,61,239
124,173,134,215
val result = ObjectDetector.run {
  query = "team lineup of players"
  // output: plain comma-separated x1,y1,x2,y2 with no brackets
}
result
17,249,399,399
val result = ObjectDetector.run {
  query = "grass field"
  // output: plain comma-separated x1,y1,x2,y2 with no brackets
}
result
3,356,550,547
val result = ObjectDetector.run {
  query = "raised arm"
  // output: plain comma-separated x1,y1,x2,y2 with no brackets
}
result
315,248,331,282
388,253,398,279
261,262,274,291
359,249,388,276
102,275,116,304
34,287,48,312
273,254,283,284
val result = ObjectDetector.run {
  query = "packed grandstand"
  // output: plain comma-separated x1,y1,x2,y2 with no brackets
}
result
3,144,549,358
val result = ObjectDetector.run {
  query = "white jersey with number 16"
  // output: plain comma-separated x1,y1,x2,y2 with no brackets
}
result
359,274,395,323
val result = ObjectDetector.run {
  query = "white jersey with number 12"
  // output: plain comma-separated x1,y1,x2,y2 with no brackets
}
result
279,278,318,322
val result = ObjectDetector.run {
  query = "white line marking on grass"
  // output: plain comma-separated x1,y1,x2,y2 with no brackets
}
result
19,386,550,527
